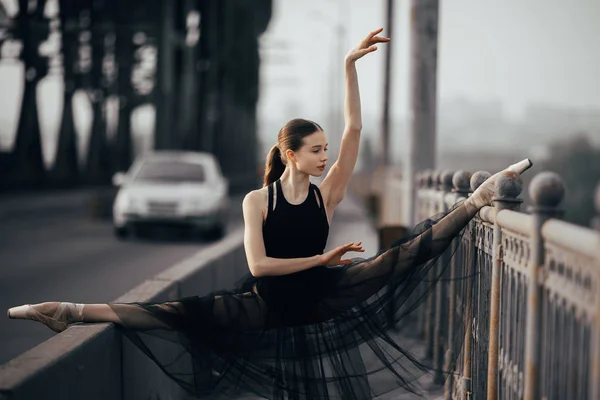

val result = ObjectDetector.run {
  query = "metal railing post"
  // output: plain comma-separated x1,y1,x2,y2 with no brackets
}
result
444,170,471,400
523,172,565,400
425,170,442,361
432,170,454,384
486,172,523,400
461,170,491,400
417,169,434,338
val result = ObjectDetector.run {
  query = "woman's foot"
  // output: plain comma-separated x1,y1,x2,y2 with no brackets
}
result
7,302,84,333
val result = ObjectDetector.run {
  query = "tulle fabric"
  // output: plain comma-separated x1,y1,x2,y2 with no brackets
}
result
111,199,476,399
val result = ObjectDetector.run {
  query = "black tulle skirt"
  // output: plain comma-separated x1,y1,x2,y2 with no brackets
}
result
113,201,474,399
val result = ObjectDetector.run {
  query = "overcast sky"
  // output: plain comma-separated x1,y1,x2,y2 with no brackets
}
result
258,0,600,125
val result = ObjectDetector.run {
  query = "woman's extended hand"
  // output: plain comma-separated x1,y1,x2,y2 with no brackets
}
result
345,28,390,64
320,242,365,266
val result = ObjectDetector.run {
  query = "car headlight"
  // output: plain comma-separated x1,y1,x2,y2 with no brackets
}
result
115,192,143,213
185,196,221,213
187,199,203,210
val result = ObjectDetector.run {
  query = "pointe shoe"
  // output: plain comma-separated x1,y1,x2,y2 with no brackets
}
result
507,158,533,175
7,302,84,333
467,158,534,210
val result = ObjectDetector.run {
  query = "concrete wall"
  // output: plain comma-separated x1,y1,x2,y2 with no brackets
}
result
0,227,247,400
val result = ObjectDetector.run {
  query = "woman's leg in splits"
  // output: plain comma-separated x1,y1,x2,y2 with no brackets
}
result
8,291,271,333
8,301,181,332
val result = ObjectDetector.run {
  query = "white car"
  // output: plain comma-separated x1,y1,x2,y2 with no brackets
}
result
112,151,229,240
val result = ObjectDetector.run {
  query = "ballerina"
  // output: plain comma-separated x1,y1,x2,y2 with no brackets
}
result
7,28,532,399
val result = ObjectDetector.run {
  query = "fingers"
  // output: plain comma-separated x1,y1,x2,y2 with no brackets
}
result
367,28,384,40
357,46,378,57
347,29,390,62
336,243,363,252
362,28,390,47
343,242,365,253
371,36,391,44
345,241,363,247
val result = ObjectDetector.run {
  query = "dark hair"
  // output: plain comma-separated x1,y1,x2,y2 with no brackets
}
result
263,118,323,187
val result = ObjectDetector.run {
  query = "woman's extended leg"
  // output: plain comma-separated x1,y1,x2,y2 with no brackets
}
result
8,301,175,332
8,291,272,333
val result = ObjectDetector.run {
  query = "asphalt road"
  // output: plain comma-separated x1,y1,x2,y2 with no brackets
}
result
0,197,243,365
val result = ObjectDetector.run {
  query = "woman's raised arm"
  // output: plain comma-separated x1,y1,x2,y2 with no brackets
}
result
320,28,390,207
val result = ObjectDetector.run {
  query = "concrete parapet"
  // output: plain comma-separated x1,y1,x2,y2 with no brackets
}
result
114,279,184,400
0,324,120,400
0,227,247,400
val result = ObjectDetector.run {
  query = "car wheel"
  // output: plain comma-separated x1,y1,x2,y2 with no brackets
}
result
206,222,226,241
114,226,129,240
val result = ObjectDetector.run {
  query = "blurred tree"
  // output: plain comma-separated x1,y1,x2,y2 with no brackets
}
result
111,21,135,174
10,0,50,188
0,1,13,188
196,0,219,155
537,133,600,227
2,0,272,191
84,0,112,185
111,0,161,172
209,0,272,192
0,2,8,37
154,0,176,151
51,0,85,187
178,0,201,151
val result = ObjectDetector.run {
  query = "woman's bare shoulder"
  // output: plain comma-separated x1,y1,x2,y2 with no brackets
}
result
243,187,269,218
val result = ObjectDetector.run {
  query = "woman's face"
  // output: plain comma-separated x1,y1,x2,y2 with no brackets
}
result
287,130,328,177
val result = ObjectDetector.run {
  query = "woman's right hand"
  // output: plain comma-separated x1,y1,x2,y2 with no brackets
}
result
320,242,365,266
345,28,390,64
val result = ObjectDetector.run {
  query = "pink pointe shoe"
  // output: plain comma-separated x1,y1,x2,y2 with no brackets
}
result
7,302,84,333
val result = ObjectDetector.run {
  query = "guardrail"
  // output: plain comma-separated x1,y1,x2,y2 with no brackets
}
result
378,168,600,400
0,228,247,400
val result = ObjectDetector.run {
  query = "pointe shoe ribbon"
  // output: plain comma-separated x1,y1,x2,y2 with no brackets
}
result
7,302,84,333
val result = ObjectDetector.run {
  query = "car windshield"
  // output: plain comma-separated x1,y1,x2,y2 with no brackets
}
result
134,160,206,183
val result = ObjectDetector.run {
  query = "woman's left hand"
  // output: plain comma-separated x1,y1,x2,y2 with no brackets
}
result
345,28,390,63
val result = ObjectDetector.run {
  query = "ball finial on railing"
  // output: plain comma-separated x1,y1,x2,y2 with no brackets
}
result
423,169,434,188
441,170,455,192
470,171,492,192
492,171,523,209
432,170,442,190
415,172,423,188
494,171,523,199
529,171,566,212
452,170,472,195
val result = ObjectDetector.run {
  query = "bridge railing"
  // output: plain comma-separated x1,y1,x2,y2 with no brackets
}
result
378,168,600,400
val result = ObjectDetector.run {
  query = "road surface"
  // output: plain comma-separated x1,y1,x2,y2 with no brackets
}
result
0,197,243,364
